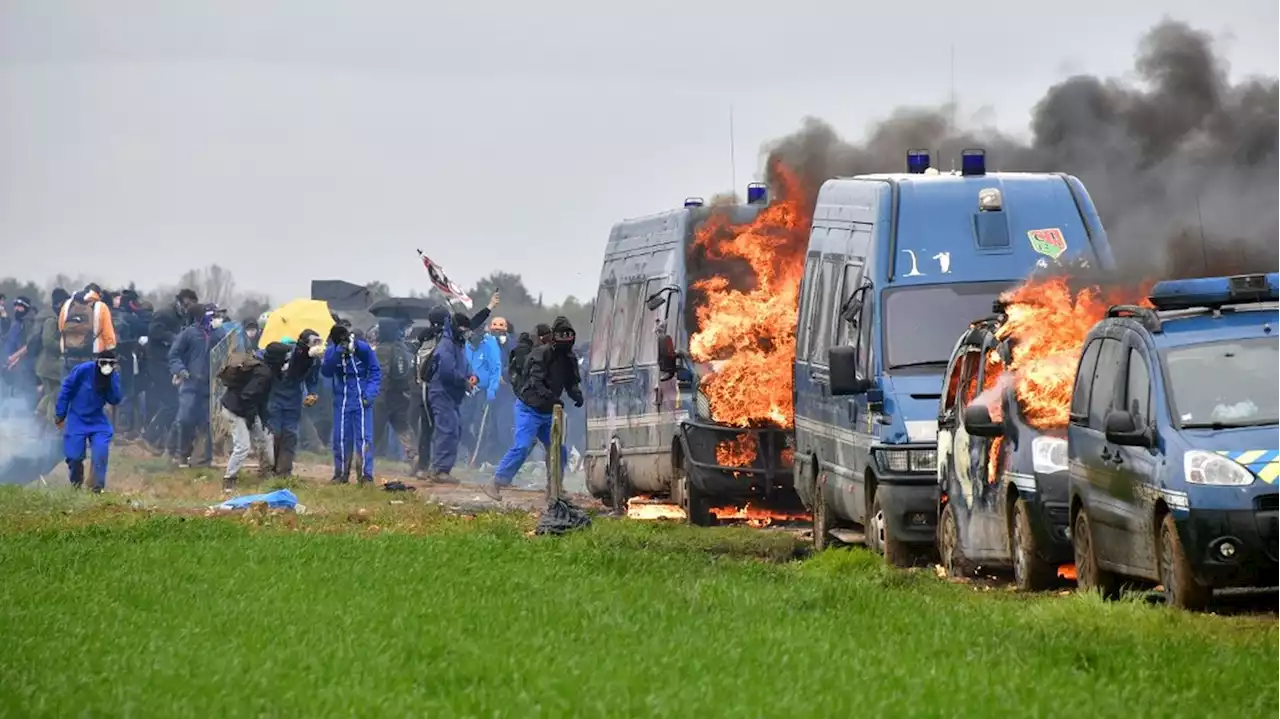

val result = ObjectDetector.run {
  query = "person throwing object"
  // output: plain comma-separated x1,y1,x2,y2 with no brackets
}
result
55,351,123,493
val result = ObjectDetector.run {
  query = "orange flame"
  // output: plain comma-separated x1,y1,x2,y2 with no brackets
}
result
716,436,758,467
626,495,687,521
1057,563,1078,581
688,164,812,428
710,502,811,528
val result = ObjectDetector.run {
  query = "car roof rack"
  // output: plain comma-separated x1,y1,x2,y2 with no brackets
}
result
1107,304,1162,333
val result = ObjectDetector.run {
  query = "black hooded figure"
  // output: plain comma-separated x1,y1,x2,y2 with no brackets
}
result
372,316,416,464
484,316,582,499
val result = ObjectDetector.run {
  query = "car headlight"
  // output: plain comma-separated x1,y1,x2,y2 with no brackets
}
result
875,448,937,474
1032,436,1068,474
1184,450,1255,486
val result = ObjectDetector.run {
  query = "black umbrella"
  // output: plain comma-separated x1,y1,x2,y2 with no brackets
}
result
367,297,439,321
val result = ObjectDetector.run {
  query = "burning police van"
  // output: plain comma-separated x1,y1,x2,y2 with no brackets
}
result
584,182,803,524
1065,273,1279,610
794,149,1117,566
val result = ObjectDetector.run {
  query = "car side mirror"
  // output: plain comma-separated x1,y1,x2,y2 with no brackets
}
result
1104,410,1151,447
829,345,872,396
657,334,678,378
646,295,667,312
963,403,1003,438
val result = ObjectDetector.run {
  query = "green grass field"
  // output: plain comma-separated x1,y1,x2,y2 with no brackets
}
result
0,483,1275,718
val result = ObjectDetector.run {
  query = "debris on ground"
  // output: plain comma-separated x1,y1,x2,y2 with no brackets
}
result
212,489,303,513
535,497,592,536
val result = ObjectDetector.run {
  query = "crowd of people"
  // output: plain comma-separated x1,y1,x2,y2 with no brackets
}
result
0,283,587,497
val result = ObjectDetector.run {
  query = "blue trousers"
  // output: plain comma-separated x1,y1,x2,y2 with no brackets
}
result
429,391,462,473
176,390,212,464
65,428,112,490
332,404,374,479
494,400,568,485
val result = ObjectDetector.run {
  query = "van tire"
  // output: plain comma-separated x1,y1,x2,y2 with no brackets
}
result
938,502,974,577
1011,499,1056,591
604,449,627,512
1159,514,1211,611
685,475,716,527
871,492,912,568
813,480,836,551
1072,508,1120,599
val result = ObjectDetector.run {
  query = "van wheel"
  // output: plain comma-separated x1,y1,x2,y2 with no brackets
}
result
1072,508,1120,599
1159,514,1211,611
685,475,716,527
871,492,912,568
604,450,627,512
813,481,836,551
938,502,974,577
1011,499,1056,591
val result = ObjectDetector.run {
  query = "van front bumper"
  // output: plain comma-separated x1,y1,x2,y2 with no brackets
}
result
878,477,940,545
1181,503,1278,589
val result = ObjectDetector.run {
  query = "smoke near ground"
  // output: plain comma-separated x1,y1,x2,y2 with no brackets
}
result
762,19,1279,280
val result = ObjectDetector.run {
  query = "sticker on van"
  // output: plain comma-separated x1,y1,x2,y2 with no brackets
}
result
1027,228,1067,259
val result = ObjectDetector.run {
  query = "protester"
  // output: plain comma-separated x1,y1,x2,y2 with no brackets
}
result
168,304,227,467
424,313,478,483
31,288,71,423
321,322,381,484
2,296,38,403
142,289,198,455
268,331,322,477
464,315,504,465
412,307,450,477
58,285,117,369
108,289,146,438
372,317,417,464
486,317,582,500
54,351,123,493
242,320,261,352
219,343,283,491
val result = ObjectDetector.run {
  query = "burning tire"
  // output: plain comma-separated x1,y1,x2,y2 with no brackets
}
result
606,448,630,512
937,502,974,577
1011,499,1056,591
683,475,716,527
1072,507,1120,599
1159,514,1211,611
870,492,913,568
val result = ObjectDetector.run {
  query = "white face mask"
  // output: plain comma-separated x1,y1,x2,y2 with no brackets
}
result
98,364,115,376
309,345,325,358
498,334,508,345
211,318,224,329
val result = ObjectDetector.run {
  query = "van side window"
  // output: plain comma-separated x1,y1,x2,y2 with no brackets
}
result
796,254,820,363
808,259,838,365
834,262,865,347
608,282,644,368
635,277,670,366
1125,347,1151,425
1087,338,1124,429
589,283,615,371
1069,339,1100,422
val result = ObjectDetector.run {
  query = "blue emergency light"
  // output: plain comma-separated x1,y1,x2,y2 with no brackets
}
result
746,182,767,204
961,149,986,176
1147,273,1280,311
684,197,705,208
907,149,930,174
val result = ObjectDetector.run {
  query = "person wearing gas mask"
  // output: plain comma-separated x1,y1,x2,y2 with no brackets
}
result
268,330,323,477
168,304,228,467
54,351,123,493
485,317,582,500
220,342,284,491
321,322,381,484
372,317,417,465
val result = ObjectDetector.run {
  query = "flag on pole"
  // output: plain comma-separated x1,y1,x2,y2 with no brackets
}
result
417,250,473,309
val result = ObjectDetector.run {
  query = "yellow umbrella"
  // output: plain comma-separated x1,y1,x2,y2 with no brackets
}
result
260,299,335,346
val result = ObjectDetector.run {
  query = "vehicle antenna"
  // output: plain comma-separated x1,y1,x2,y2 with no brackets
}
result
729,103,738,200
1196,194,1210,274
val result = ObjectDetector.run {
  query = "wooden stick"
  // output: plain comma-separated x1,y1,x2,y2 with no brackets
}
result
549,405,564,502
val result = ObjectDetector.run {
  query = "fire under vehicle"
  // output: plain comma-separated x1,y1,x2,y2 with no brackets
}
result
583,184,799,523
1065,273,1279,610
796,149,1117,566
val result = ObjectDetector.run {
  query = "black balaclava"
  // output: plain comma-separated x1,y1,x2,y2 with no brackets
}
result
263,342,291,377
289,330,320,380
12,296,33,320
451,312,470,344
535,323,553,345
94,350,118,394
551,316,576,354
50,288,70,313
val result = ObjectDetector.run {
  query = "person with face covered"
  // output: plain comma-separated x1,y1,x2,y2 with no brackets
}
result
373,317,417,465
168,304,228,467
55,351,124,493
220,342,284,491
485,317,582,499
2,296,39,404
242,319,262,352
30,288,71,423
425,312,477,482
321,322,381,484
267,330,323,477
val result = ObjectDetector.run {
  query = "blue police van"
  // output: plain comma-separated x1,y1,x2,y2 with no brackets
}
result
585,185,797,522
1067,273,1279,610
795,150,1117,565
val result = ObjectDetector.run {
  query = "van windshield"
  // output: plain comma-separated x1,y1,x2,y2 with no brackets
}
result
882,282,1010,369
1165,337,1279,428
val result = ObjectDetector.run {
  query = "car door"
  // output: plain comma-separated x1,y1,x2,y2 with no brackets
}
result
1067,337,1102,544
1112,339,1160,577
1080,336,1127,555
607,279,646,452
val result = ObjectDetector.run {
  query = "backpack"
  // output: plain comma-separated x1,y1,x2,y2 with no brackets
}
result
218,351,262,390
377,341,412,391
416,334,441,385
62,298,95,357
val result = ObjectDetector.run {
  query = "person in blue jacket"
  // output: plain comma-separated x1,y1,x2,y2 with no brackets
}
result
426,313,477,482
321,323,381,484
55,350,123,493
464,316,503,463
267,330,323,477
168,304,227,467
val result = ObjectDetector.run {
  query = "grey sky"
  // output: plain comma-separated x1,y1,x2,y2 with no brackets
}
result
1,0,1275,305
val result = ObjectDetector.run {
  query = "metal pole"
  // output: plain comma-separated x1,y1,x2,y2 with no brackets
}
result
548,405,564,502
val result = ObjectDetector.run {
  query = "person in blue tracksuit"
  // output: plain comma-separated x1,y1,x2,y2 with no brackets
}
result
321,323,381,484
55,351,123,492
168,304,227,467
267,330,323,477
426,313,476,483
464,316,503,464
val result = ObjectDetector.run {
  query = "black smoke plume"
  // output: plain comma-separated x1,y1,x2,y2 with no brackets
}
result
762,20,1278,279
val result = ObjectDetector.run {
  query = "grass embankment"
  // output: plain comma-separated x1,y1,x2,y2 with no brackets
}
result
0,484,1275,718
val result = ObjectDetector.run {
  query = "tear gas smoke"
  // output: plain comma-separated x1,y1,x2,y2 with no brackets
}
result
761,20,1278,279
0,397,63,485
